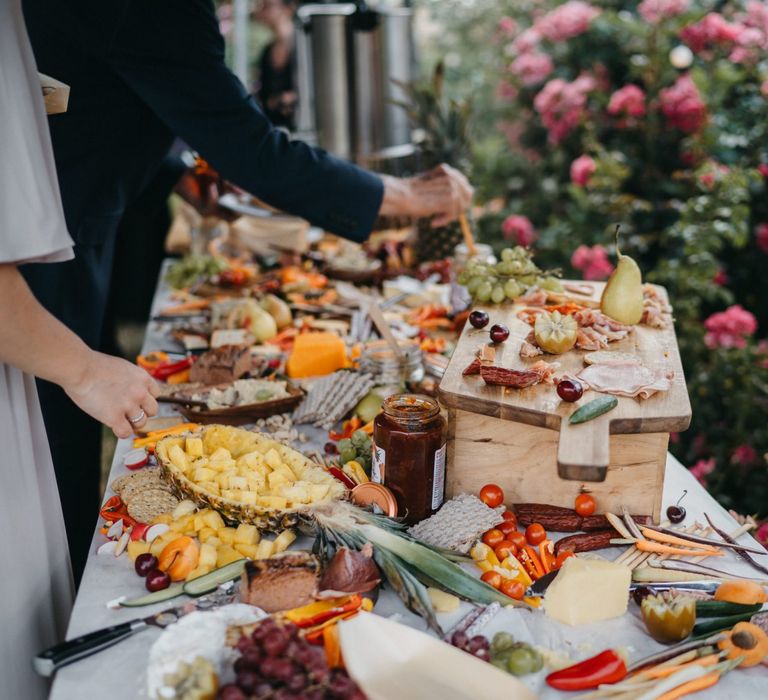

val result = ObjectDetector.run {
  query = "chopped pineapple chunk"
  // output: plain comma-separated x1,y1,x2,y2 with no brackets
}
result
185,437,204,458
216,545,242,567
217,527,237,545
198,527,216,543
273,529,296,553
238,492,258,505
201,511,225,530
234,543,259,559
193,467,217,483
127,540,151,561
255,539,274,559
234,523,259,545
228,475,248,490
168,444,189,472
257,496,288,509
199,543,218,568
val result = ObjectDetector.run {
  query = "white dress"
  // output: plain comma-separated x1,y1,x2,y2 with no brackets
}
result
0,1,76,697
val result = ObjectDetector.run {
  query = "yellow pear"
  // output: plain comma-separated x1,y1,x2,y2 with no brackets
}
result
600,226,644,325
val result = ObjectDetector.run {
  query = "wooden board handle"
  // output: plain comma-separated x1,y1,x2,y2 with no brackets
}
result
557,414,610,482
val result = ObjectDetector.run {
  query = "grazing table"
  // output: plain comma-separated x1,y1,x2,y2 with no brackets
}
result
49,264,767,699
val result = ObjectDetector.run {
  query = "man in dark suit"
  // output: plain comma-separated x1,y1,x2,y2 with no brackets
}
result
21,0,471,580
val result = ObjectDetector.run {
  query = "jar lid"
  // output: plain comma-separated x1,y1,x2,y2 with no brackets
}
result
351,483,398,517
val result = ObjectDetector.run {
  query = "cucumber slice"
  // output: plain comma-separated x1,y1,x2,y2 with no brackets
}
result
569,396,618,424
183,559,247,597
120,583,185,608
692,611,757,636
695,600,762,618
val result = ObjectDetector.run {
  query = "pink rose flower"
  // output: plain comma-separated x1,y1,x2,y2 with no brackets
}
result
511,28,541,55
731,444,759,465
496,80,519,102
498,16,518,36
680,13,742,54
570,154,597,186
501,215,537,247
638,0,690,24
757,164,768,178
571,244,614,281
712,268,728,286
534,1,601,43
704,304,758,349
607,84,646,118
697,161,729,190
755,223,768,253
511,51,554,86
689,457,716,485
534,74,596,144
659,74,708,133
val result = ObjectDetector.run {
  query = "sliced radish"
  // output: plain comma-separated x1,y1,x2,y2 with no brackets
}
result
106,519,124,540
114,532,130,557
130,523,150,541
145,523,170,543
97,541,118,556
172,499,197,519
123,448,149,470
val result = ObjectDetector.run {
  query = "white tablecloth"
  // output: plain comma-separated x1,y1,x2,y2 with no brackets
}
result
49,264,767,699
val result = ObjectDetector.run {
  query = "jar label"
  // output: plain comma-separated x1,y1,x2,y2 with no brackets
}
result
372,444,385,484
432,443,446,510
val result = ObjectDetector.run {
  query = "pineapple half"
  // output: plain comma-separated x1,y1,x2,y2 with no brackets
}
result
156,425,346,532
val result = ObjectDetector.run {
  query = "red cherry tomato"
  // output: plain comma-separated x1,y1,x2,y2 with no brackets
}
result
575,493,596,517
480,571,503,589
555,551,575,569
501,510,516,521
494,540,518,561
525,523,547,546
508,531,527,550
500,579,526,600
482,529,505,548
479,484,504,509
498,519,518,536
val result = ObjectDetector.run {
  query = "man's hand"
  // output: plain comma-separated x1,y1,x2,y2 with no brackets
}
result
380,164,474,227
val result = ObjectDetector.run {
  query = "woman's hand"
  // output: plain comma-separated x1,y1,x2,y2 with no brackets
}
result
380,164,474,226
63,352,159,439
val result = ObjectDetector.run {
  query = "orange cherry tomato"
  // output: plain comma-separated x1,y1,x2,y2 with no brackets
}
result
575,493,596,516
508,531,527,550
525,523,547,546
494,540,518,561
500,579,526,600
555,551,575,569
480,571,503,589
479,484,504,509
498,519,518,536
482,528,505,548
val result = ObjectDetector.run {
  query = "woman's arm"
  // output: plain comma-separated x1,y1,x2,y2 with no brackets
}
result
0,264,158,438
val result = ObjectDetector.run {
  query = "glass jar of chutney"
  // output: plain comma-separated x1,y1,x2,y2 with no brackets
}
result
372,394,447,524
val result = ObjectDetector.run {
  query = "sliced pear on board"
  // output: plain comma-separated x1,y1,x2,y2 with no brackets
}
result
600,225,643,324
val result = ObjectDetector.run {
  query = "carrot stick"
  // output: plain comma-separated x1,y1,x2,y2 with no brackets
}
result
640,527,719,553
639,654,721,680
146,423,200,437
635,540,724,557
159,299,210,314
655,672,719,700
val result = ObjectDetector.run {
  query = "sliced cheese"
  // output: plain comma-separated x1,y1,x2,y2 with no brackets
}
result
286,331,347,378
544,556,631,626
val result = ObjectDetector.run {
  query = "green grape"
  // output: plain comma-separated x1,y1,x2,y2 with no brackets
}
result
539,276,563,292
491,285,505,304
512,246,527,259
340,449,356,464
504,279,523,299
496,261,513,276
457,271,469,285
475,281,493,302
465,276,483,294
519,274,536,286
337,438,352,453
506,647,538,676
500,248,515,262
491,632,516,653
509,260,524,275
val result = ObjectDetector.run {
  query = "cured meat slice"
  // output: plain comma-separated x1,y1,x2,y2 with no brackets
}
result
462,358,481,376
578,362,673,399
520,330,544,358
518,287,548,306
528,360,560,384
480,365,543,388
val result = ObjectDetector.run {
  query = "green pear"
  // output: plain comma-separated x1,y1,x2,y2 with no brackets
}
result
600,226,644,324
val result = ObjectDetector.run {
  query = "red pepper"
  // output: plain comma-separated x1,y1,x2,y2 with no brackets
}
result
538,540,556,574
99,495,138,528
518,545,546,580
150,357,193,380
546,649,627,691
287,595,362,629
327,467,356,490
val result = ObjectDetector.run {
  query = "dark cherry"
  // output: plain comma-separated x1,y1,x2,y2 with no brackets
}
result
134,553,159,577
469,310,490,329
557,379,584,403
489,323,510,343
145,568,171,592
666,490,688,524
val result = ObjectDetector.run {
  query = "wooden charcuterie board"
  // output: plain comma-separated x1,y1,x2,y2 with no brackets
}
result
439,282,691,483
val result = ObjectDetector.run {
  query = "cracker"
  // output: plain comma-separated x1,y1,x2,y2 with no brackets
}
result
127,489,179,524
111,467,170,501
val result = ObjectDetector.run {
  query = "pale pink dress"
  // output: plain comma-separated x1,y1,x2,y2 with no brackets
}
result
0,1,75,697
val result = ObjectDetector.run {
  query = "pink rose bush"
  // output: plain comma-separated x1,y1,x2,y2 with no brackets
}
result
570,244,614,280
659,74,708,133
533,74,596,144
511,52,554,86
570,154,596,186
704,305,758,349
606,84,646,127
501,215,537,246
637,0,690,23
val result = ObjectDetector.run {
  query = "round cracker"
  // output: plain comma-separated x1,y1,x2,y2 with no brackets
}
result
127,489,179,524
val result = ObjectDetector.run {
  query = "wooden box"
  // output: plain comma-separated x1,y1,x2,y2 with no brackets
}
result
438,282,691,522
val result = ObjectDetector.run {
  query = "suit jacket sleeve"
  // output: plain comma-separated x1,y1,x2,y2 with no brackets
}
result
106,0,383,242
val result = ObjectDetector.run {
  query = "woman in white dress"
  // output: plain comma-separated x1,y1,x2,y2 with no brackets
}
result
0,2,160,696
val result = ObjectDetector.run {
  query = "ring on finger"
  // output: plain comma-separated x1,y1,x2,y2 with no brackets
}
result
128,409,146,424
